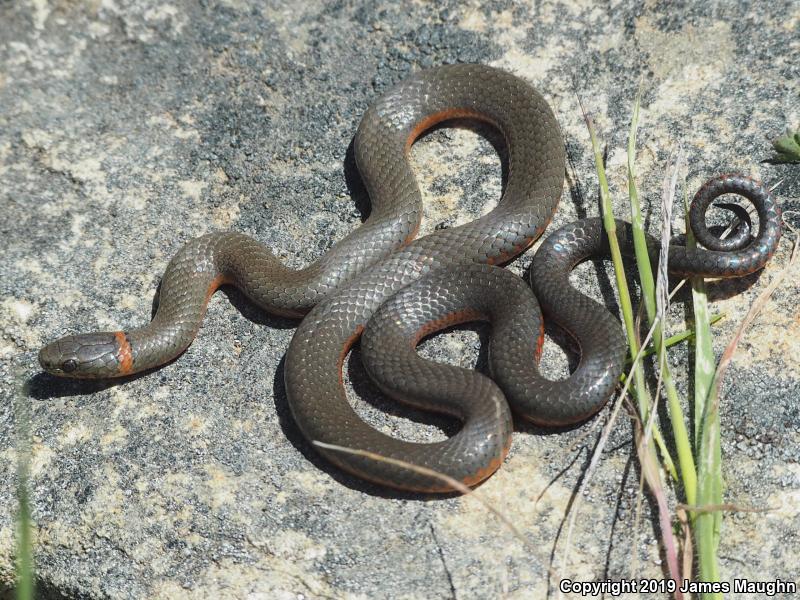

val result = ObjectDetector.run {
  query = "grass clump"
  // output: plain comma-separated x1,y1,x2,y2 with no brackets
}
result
579,92,793,598
771,127,800,163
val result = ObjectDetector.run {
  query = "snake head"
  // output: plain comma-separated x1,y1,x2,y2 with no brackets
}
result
38,332,126,378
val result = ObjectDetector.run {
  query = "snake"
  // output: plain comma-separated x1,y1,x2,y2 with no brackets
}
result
39,64,782,492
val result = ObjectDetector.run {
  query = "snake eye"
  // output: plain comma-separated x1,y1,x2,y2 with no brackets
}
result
62,359,79,373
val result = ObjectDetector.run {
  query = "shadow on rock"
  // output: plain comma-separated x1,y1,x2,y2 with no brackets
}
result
26,363,170,400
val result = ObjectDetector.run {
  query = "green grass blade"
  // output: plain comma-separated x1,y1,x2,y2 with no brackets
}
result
771,127,800,163
684,191,723,597
15,478,33,600
14,378,35,600
626,94,693,494
584,110,647,408
624,313,725,365
627,89,657,325
582,108,681,481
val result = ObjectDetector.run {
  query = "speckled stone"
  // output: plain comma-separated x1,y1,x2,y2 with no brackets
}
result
1,1,798,598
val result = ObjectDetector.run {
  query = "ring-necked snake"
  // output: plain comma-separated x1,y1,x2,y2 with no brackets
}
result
39,64,782,492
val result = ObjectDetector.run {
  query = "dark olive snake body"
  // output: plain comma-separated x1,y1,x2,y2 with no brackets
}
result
39,65,782,492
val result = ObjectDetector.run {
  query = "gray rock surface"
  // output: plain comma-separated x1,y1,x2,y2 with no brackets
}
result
1,0,798,598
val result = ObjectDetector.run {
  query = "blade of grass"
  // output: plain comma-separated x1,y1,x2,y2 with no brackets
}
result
639,155,689,590
559,314,684,597
683,190,716,453
15,378,34,600
770,127,800,163
626,89,658,365
634,421,685,600
654,156,696,505
579,97,687,593
683,183,722,597
627,94,696,504
579,97,677,481
15,471,33,600
687,186,774,593
583,103,647,415
696,213,798,595
624,313,725,365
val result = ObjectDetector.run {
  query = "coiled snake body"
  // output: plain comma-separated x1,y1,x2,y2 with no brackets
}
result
39,65,782,492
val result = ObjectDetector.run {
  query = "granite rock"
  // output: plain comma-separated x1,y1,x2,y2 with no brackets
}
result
1,0,798,598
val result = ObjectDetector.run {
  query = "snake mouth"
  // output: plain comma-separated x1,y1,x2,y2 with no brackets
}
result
38,343,67,375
